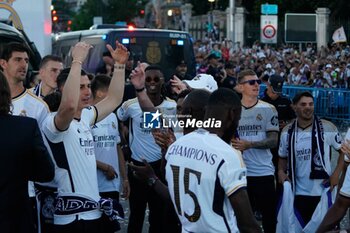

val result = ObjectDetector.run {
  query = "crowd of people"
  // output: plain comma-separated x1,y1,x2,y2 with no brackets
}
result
2,37,350,233
193,39,350,89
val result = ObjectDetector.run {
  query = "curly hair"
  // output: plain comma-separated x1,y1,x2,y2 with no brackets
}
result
0,71,12,115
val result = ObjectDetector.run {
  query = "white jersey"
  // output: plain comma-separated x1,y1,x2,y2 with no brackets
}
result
12,89,50,196
12,89,49,128
279,119,342,196
91,113,121,193
117,97,177,162
237,100,279,177
165,129,247,233
42,106,102,224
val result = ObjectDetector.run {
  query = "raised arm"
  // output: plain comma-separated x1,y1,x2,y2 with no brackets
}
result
55,42,91,131
95,41,129,122
129,61,155,112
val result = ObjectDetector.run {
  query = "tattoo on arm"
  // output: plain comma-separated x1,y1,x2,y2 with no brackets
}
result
250,131,278,149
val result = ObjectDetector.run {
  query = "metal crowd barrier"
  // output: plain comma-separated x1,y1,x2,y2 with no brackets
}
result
259,85,350,122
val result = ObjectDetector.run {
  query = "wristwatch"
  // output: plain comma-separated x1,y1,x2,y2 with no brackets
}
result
147,177,159,187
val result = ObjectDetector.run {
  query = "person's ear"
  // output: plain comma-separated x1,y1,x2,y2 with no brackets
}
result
0,59,7,70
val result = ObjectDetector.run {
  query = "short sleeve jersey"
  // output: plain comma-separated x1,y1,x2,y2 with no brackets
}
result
165,129,247,233
117,97,177,162
12,89,50,196
42,106,102,224
12,89,49,128
237,100,279,176
91,113,121,193
279,119,342,196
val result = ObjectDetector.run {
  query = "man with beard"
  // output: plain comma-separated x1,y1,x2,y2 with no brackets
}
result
117,65,177,233
0,42,51,233
278,91,344,227
174,60,192,81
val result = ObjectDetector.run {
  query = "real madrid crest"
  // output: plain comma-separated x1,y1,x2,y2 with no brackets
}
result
146,41,161,64
19,109,27,117
42,194,55,220
256,114,263,121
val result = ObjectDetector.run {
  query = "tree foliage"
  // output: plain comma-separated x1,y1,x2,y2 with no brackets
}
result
72,0,142,30
69,0,350,31
189,0,350,19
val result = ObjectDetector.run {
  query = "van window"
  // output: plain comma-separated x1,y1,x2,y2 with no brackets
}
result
53,29,196,80
106,30,195,80
82,37,106,73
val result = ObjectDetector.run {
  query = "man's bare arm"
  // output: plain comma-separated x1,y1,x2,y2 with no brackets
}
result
129,62,156,112
229,189,262,233
95,41,128,123
232,131,278,151
55,42,91,130
316,195,350,233
251,131,278,149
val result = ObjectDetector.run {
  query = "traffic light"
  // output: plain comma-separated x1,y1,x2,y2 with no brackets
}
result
52,10,58,23
139,9,145,16
53,15,58,22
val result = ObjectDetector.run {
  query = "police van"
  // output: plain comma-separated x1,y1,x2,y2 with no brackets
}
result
52,28,196,80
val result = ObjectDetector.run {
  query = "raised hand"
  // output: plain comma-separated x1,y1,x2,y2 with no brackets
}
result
130,61,146,89
71,41,92,63
106,41,129,64
170,75,188,94
152,128,176,152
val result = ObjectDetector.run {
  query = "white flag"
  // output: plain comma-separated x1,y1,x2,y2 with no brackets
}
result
332,26,347,43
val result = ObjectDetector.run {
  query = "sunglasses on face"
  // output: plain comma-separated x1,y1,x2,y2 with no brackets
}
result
240,79,262,85
145,76,162,83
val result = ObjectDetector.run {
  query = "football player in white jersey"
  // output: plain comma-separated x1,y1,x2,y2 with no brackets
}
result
232,69,279,233
32,55,64,98
42,41,128,233
278,91,344,227
165,88,261,233
117,65,177,233
90,74,130,199
90,74,130,233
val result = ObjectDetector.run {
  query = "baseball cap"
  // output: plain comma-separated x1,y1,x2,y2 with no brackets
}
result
266,63,272,69
207,53,220,60
269,75,284,94
326,64,332,69
184,74,218,93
